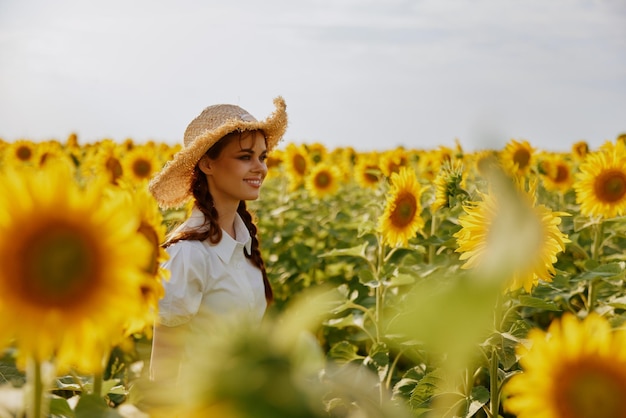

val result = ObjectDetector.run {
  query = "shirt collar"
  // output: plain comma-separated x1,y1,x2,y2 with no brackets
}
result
186,206,252,263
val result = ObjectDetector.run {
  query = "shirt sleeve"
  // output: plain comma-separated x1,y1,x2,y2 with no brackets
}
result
158,241,207,327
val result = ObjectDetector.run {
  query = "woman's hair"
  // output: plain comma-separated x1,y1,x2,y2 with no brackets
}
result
163,130,273,303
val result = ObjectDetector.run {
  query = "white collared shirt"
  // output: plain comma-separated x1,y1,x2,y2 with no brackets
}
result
157,207,267,332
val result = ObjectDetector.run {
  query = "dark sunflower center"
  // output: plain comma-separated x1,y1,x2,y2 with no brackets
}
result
364,165,380,184
314,172,331,189
387,162,400,175
16,146,32,161
553,164,569,183
311,152,323,164
594,169,626,203
293,154,307,175
132,158,152,178
555,360,626,418
21,226,99,307
391,193,417,228
513,148,531,170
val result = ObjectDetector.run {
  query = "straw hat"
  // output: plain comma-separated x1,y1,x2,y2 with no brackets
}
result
149,96,288,209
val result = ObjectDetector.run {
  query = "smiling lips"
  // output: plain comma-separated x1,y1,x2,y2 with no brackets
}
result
244,178,263,188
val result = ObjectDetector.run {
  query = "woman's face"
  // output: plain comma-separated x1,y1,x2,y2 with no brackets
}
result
199,130,268,207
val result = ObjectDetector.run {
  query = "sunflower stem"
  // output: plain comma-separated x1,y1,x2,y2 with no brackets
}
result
428,212,437,264
375,235,385,406
591,220,604,261
385,350,404,390
93,371,103,398
588,278,599,313
489,346,500,418
375,235,385,342
28,358,45,418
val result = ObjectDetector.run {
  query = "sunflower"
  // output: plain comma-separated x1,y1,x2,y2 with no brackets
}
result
571,140,589,162
379,148,408,178
0,164,152,372
504,313,626,418
159,142,181,164
320,147,354,184
431,159,467,211
35,139,62,164
538,153,575,194
354,153,383,189
416,150,442,182
305,142,328,164
332,146,358,168
469,150,499,179
4,139,37,167
305,163,341,198
283,143,311,191
454,176,569,292
113,181,168,337
35,140,76,174
65,132,79,148
264,148,284,180
378,167,425,247
122,137,135,152
80,139,124,185
573,140,626,219
500,139,536,177
120,144,161,185
266,149,284,171
63,132,84,165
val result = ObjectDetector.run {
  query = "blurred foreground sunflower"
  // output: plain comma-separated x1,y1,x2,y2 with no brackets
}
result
504,313,626,418
0,165,152,372
143,288,411,418
454,174,569,292
574,139,626,219
114,182,168,337
378,167,425,247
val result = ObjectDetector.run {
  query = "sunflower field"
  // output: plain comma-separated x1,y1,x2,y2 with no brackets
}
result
1,133,626,418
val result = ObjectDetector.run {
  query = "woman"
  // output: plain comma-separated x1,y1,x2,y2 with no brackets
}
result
148,97,288,380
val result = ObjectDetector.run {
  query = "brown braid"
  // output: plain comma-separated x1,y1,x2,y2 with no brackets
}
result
237,200,273,303
163,166,222,246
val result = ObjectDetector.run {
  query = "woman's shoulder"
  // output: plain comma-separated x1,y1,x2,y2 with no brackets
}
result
165,239,212,264
165,239,206,256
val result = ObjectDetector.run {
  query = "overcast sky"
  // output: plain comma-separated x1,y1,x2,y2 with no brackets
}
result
1,0,625,153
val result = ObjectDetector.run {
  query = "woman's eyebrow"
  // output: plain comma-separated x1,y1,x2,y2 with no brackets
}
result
238,148,267,154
